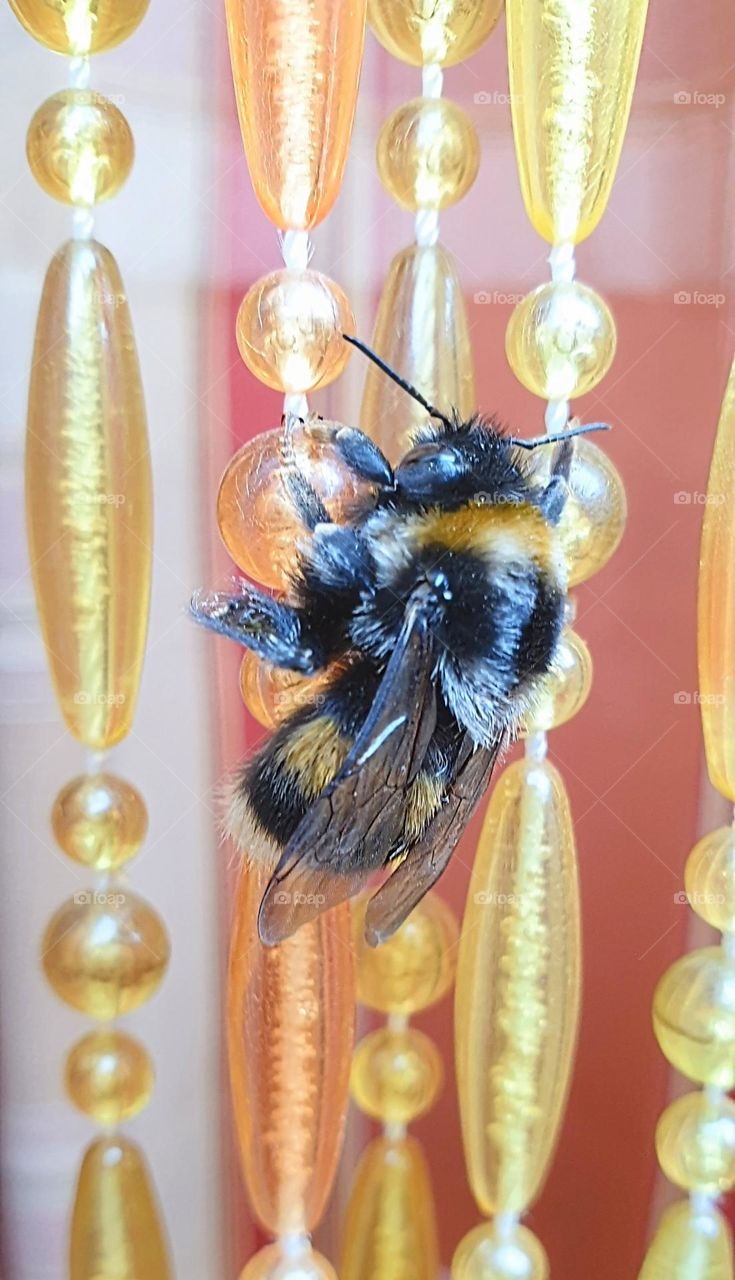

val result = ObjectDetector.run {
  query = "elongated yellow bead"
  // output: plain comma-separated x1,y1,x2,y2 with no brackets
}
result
9,0,149,55
352,891,458,1014
698,355,735,802
236,270,354,393
240,1245,337,1280
653,947,735,1088
224,0,366,229
655,1092,735,1194
506,0,649,243
340,1137,438,1280
52,773,147,870
638,1200,734,1280
70,1137,171,1280
524,628,592,733
350,1026,443,1124
368,0,503,67
65,1030,154,1124
377,98,480,211
685,828,735,933
452,1222,549,1280
455,758,581,1215
27,90,134,206
360,244,475,462
506,282,616,400
26,240,152,750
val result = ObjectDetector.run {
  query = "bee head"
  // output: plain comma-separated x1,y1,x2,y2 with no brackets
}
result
394,440,467,500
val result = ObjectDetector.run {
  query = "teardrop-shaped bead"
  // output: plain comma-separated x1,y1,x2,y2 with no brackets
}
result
368,0,503,67
25,240,151,750
236,270,354,393
452,1221,549,1280
52,773,147,870
65,1029,154,1124
352,891,458,1014
26,90,134,206
506,0,649,243
228,866,355,1235
224,0,366,229
69,1137,172,1280
240,1244,337,1279
685,828,735,933
698,354,735,801
655,1092,735,1194
9,0,149,55
638,1200,734,1280
350,1026,443,1124
652,947,735,1088
359,244,475,463
455,758,581,1216
340,1137,439,1280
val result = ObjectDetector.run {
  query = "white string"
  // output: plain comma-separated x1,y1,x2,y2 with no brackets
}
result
414,208,440,247
278,1232,311,1260
524,731,548,762
68,55,91,89
68,57,94,237
422,63,444,98
543,242,576,435
279,230,313,419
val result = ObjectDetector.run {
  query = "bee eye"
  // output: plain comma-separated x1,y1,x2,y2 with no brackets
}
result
395,444,463,497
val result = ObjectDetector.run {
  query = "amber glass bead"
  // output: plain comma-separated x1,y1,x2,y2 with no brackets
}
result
507,0,649,244
452,1222,549,1280
27,91,134,206
360,244,475,462
655,1092,735,1194
240,1245,337,1280
70,1137,171,1280
638,1200,734,1280
506,281,616,400
217,419,377,591
685,828,735,933
9,0,149,54
652,947,735,1088
42,890,169,1019
341,1137,438,1280
51,772,147,871
228,866,355,1235
26,240,151,750
524,628,592,733
368,0,503,66
65,1030,154,1124
377,97,479,212
225,0,366,229
351,1027,443,1124
534,438,627,587
353,891,458,1015
236,270,354,393
240,652,335,728
699,354,735,801
455,758,581,1215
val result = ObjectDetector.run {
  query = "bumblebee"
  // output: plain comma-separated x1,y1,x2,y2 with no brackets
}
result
192,337,608,947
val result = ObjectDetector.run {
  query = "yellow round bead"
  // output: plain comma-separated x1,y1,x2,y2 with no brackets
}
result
368,0,503,67
685,828,735,933
51,773,147,871
8,0,149,54
550,439,627,586
65,1029,154,1124
42,890,169,1019
236,270,354,393
26,91,134,207
353,892,458,1014
655,1092,735,1194
506,281,616,400
524,628,592,733
376,98,480,212
350,1027,443,1124
452,1222,549,1280
240,1245,337,1280
653,947,735,1088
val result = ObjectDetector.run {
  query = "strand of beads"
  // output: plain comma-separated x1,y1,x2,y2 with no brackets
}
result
340,894,459,1278
453,5,646,1276
359,0,503,461
11,1,174,1275
635,358,735,1280
218,4,368,1276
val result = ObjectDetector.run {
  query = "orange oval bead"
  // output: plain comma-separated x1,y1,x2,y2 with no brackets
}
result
236,270,354,393
65,1030,154,1124
239,652,336,728
70,1137,172,1280
51,772,147,870
341,1137,438,1280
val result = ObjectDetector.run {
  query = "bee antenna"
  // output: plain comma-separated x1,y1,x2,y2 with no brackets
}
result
510,421,611,450
342,334,453,431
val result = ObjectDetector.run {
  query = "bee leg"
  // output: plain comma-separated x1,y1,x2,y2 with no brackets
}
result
537,437,574,526
190,583,324,673
307,524,375,593
333,425,394,489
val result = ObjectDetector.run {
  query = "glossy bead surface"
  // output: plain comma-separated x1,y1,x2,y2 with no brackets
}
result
240,1245,337,1280
341,1137,438,1280
655,1092,735,1194
534,438,626,586
524,628,592,733
228,866,355,1235
360,244,475,462
455,758,581,1215
26,240,151,750
685,828,735,933
506,281,616,400
52,772,147,870
217,419,377,590
236,270,354,393
9,0,149,54
698,354,735,801
638,1200,733,1280
452,1222,549,1280
351,1027,443,1124
353,891,458,1014
368,0,503,66
240,652,334,728
27,91,134,206
65,1030,154,1124
225,0,366,229
507,0,649,243
70,1137,171,1280
42,890,169,1019
377,97,479,211
653,947,735,1088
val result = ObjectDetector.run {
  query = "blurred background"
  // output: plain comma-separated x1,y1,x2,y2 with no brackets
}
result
2,2,735,1277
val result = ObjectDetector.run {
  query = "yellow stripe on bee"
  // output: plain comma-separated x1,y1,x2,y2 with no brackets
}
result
415,502,557,574
276,715,351,798
404,771,444,842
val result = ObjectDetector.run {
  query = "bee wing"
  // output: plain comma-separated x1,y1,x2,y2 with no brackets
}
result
258,590,438,945
364,731,504,946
